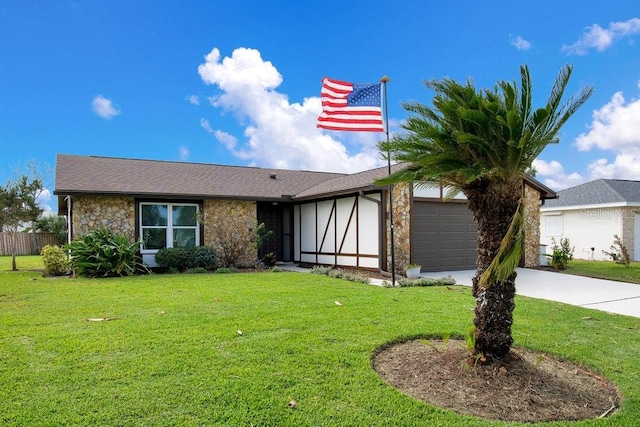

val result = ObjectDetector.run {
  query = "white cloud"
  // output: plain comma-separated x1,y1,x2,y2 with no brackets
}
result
563,17,640,55
197,47,385,173
587,154,640,179
511,36,532,50
187,95,200,105
201,119,239,151
532,159,584,190
36,188,54,216
576,92,640,154
92,95,121,119
546,90,640,183
178,145,189,161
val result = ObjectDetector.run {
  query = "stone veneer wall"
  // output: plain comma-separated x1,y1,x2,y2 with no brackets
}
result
203,199,257,268
523,185,542,268
72,196,135,241
385,183,412,274
621,207,637,260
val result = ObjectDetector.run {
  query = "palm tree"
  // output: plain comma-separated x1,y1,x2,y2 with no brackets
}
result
378,65,593,360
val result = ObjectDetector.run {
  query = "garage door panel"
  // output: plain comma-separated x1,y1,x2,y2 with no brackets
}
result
413,202,477,271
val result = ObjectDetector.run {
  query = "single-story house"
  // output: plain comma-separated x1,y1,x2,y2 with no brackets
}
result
54,154,556,273
540,179,640,261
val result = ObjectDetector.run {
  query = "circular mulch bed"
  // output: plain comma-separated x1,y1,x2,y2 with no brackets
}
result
372,339,620,423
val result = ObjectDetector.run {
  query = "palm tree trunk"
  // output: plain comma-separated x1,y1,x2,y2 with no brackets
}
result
466,180,521,360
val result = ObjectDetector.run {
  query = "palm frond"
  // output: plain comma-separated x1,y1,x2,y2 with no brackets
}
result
478,198,525,289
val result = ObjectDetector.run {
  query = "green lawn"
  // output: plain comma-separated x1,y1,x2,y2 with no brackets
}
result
564,259,640,284
1,256,639,426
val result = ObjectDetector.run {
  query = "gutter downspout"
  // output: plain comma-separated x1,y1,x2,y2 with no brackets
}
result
65,196,72,245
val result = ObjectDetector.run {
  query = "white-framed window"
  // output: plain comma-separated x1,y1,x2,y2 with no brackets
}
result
544,213,563,237
139,202,200,253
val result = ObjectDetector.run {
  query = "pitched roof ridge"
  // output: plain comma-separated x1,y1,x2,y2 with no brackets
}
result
58,153,348,176
600,179,627,201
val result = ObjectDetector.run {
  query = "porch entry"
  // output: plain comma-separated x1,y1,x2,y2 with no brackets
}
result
257,202,293,262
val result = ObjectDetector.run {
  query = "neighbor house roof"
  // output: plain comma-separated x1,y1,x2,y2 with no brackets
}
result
542,179,640,209
54,154,346,201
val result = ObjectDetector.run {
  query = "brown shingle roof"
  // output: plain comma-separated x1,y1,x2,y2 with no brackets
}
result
54,154,556,203
54,154,346,201
294,163,406,199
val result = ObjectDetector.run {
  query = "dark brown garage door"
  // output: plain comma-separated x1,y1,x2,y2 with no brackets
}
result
412,201,477,271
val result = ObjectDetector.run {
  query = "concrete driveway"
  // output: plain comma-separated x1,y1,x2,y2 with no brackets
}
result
422,268,640,318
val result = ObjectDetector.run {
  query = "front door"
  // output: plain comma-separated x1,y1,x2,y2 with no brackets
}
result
257,203,292,262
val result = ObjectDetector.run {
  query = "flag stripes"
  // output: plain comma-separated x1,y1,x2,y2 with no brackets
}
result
317,77,384,132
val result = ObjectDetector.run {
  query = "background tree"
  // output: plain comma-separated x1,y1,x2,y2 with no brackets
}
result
378,65,592,360
34,214,68,245
0,175,44,270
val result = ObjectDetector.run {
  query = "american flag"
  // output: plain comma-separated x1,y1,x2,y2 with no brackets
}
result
317,77,384,132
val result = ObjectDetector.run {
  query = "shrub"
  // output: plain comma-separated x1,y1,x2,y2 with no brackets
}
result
397,276,456,287
155,246,217,272
603,235,631,267
65,228,148,278
185,267,208,274
206,217,272,268
310,265,333,275
215,267,237,274
548,237,574,270
192,246,217,270
262,252,277,267
40,244,68,276
310,266,371,284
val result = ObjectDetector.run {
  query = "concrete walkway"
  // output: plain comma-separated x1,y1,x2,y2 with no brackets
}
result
278,263,640,318
421,268,640,318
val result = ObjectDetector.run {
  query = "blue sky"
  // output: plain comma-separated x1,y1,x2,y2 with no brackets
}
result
1,1,639,214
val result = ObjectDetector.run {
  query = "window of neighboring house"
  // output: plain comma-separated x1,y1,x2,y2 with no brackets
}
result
544,213,563,237
140,203,199,252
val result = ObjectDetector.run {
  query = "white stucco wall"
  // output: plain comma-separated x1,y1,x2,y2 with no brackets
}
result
540,207,624,261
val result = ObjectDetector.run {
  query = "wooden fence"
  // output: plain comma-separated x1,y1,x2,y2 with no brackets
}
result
0,233,61,256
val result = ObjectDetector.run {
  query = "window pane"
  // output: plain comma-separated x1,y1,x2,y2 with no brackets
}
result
173,205,197,226
173,229,196,248
142,228,167,249
142,205,167,226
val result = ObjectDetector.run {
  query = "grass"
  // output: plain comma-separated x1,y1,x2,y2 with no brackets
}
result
1,256,639,426
563,259,640,284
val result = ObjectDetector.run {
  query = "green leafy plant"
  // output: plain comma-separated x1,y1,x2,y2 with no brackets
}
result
262,252,277,267
464,326,476,351
155,246,217,272
34,215,68,245
397,276,456,287
65,227,148,277
310,265,333,275
215,266,237,274
548,237,574,270
253,222,273,252
603,234,631,267
40,244,68,276
310,265,370,284
184,267,208,274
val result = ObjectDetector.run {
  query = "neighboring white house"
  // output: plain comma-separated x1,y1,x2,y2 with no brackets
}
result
540,179,640,261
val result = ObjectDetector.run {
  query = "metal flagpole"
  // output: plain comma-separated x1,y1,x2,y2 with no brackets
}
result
380,75,396,286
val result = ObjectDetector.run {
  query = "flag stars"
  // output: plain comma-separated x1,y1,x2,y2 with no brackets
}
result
347,84,381,107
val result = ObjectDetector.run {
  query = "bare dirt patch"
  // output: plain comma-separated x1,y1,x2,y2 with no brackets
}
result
372,339,620,423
